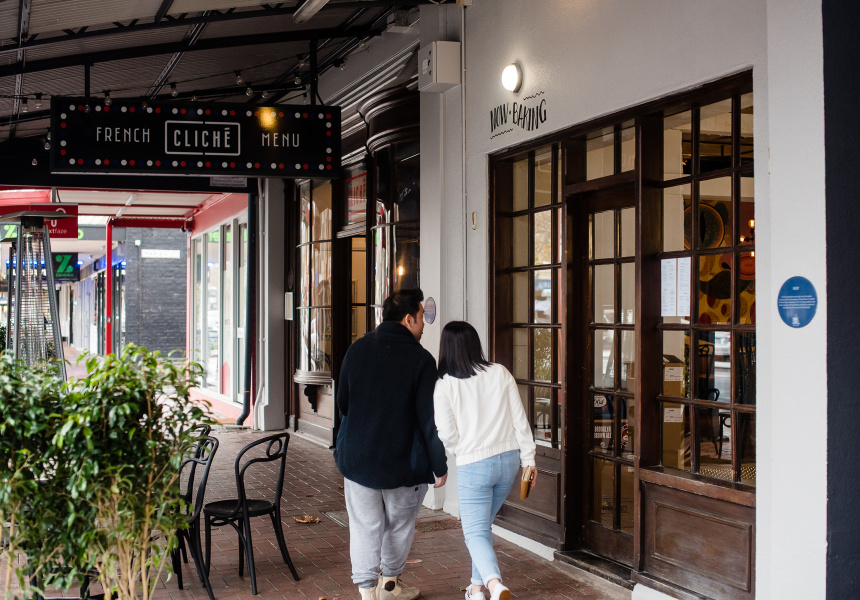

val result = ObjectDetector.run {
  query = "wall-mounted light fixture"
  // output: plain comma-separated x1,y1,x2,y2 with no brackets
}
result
502,63,522,93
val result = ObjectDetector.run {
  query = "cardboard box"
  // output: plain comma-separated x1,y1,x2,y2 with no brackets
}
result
662,353,686,397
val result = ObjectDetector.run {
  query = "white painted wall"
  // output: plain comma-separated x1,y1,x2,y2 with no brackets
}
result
761,1,826,598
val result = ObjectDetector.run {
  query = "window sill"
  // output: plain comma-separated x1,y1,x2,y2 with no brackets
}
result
639,466,755,508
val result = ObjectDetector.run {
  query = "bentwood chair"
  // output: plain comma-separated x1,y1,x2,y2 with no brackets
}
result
172,435,219,600
203,432,300,595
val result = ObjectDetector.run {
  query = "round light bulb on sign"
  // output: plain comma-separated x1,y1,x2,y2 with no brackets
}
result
502,64,522,93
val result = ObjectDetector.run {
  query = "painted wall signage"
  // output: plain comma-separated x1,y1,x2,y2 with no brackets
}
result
489,91,548,139
777,276,818,328
51,97,341,179
52,252,80,282
141,249,181,259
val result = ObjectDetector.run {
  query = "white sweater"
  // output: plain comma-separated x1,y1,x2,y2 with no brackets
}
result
433,363,537,467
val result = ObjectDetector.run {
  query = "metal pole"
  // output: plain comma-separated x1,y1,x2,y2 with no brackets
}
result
105,219,112,354
6,242,13,352
236,192,256,426
13,227,23,360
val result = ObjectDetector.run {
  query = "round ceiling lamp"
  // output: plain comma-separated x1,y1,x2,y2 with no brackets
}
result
502,64,522,93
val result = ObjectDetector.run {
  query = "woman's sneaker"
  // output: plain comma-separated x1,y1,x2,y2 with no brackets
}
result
489,583,510,600
465,587,487,600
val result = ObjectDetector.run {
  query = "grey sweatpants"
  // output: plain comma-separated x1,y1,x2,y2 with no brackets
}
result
343,478,428,588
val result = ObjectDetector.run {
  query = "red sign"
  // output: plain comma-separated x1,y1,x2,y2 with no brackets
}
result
0,203,79,238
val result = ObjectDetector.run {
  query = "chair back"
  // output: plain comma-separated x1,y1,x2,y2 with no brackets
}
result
179,436,219,523
178,424,214,506
233,432,290,512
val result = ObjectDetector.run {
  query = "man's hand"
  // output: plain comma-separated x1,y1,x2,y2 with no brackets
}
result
434,473,448,488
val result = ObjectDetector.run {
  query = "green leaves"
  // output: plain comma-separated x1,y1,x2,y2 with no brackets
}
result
0,344,214,600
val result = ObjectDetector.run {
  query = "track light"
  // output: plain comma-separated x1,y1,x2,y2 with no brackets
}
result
245,85,254,96
294,0,330,24
104,90,112,106
235,71,244,85
35,93,43,110
170,82,178,97
21,97,28,113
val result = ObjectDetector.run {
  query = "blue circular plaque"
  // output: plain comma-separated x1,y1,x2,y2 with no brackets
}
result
777,276,818,328
424,297,437,324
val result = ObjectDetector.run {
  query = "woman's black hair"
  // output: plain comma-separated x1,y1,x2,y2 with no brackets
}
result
437,321,492,379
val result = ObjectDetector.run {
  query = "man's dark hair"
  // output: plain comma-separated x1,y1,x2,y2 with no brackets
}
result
382,288,424,322
437,321,492,379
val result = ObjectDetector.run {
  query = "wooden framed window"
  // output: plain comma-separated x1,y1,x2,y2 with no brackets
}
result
658,90,756,486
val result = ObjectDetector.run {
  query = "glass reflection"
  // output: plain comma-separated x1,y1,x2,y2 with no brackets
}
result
534,148,553,207
586,128,615,181
620,465,635,533
351,306,367,344
592,459,615,527
737,332,756,405
534,269,552,324
620,330,635,391
513,328,528,380
372,228,390,306
662,331,689,397
698,254,732,324
663,109,692,180
299,245,310,307
512,272,528,323
594,264,615,324
592,393,613,454
698,177,732,248
594,329,614,389
298,309,310,372
534,210,552,265
620,262,634,324
394,151,420,221
620,397,634,458
393,225,420,291
309,308,332,372
739,251,755,325
620,124,635,173
533,328,552,382
696,332,731,402
312,181,332,241
205,231,220,390
513,158,529,211
740,93,754,166
699,99,732,174
311,243,332,306
738,412,756,484
663,183,691,252
620,207,635,257
739,175,755,245
593,210,614,259
512,215,529,267
661,402,690,471
695,407,732,481
534,386,554,447
300,183,311,244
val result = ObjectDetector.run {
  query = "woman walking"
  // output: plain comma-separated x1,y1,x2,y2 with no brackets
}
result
433,321,537,600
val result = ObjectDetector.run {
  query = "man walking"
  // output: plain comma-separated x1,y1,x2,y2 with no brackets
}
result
335,289,448,600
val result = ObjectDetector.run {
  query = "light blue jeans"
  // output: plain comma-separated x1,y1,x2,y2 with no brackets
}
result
457,450,520,587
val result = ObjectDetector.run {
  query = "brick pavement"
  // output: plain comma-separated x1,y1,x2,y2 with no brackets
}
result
151,428,630,600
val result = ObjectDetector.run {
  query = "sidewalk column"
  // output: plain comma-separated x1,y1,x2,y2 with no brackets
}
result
106,219,112,354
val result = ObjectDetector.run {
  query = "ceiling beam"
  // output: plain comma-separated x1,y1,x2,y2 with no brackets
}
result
0,1,434,55
0,24,379,79
154,0,175,25
8,0,32,141
145,11,210,99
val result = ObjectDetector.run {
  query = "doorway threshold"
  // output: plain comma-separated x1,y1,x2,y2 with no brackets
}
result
554,550,634,590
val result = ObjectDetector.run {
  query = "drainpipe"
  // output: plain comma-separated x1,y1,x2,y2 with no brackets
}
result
236,192,257,425
106,219,112,354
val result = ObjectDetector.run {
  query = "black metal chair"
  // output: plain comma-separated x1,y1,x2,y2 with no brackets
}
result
203,432,299,595
172,435,219,600
176,423,212,565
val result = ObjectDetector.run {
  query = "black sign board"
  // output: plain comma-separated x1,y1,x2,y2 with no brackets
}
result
51,97,341,179
52,252,80,282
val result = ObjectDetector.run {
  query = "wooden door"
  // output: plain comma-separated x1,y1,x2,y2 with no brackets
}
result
572,187,636,565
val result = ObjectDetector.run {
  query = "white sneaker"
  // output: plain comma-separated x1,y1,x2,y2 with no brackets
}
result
465,588,487,600
377,575,420,600
489,583,510,600
359,586,378,600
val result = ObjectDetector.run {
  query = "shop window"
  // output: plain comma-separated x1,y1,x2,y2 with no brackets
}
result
191,215,248,398
494,145,563,448
297,180,333,374
370,140,420,326
659,91,756,486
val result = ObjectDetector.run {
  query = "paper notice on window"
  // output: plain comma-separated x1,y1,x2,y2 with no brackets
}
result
677,256,691,317
664,366,683,382
664,406,684,423
661,258,677,316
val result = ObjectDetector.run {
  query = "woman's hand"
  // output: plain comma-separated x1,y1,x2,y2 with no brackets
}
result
524,466,537,491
